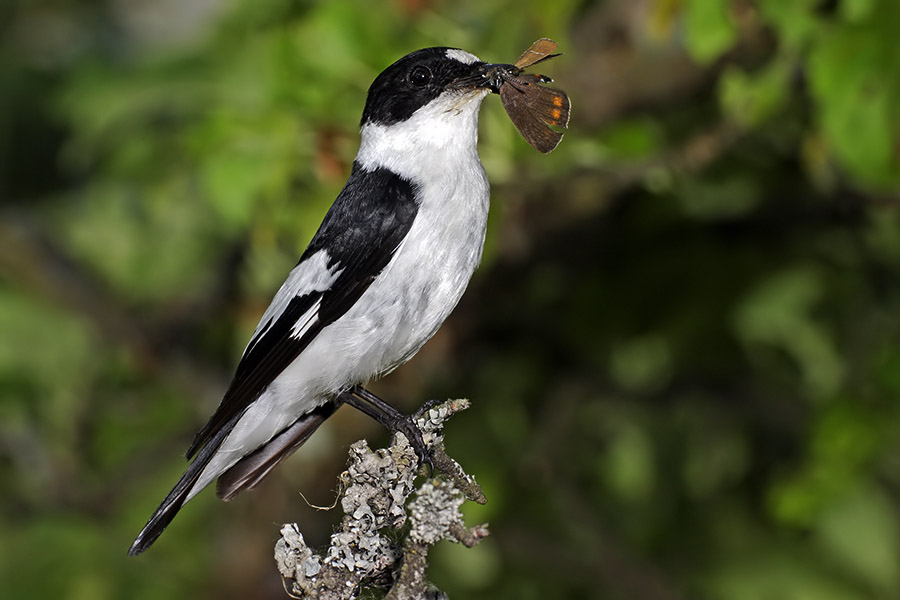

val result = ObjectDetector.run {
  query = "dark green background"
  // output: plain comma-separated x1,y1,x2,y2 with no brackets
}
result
3,0,900,598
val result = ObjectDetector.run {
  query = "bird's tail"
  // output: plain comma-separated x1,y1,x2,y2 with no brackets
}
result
216,402,337,500
128,402,338,556
127,411,244,556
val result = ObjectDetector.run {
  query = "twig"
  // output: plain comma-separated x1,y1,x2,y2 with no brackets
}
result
274,399,488,599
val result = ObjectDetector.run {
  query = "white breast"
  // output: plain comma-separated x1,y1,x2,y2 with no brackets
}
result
331,87,492,377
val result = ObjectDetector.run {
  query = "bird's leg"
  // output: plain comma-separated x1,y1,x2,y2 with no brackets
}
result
339,385,434,474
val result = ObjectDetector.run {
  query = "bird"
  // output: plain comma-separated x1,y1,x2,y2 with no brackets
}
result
128,46,518,556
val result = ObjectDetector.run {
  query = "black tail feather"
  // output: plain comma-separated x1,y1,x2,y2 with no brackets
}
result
127,411,243,556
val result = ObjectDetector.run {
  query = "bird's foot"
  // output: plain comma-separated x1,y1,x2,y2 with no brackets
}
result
389,412,435,477
413,398,444,419
339,386,435,476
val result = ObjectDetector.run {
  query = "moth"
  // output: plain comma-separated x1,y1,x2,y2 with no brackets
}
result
498,38,571,153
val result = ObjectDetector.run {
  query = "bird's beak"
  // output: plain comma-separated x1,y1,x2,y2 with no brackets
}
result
450,63,519,94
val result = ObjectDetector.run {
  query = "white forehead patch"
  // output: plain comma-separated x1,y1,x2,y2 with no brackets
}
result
445,48,480,64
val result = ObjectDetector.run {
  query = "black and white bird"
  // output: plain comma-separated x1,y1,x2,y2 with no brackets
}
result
128,47,518,555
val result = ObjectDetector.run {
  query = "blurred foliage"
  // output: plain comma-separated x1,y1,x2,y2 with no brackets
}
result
2,0,900,598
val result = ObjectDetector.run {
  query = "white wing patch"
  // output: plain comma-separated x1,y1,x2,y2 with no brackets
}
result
290,297,323,340
445,48,480,65
246,250,342,349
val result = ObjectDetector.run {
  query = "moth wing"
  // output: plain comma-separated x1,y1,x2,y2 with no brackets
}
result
500,75,571,153
522,77,571,129
514,38,562,69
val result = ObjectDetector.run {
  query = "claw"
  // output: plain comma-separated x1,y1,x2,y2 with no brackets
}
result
413,398,443,419
392,413,435,477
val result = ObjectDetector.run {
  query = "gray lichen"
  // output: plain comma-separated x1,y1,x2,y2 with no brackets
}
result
275,399,488,600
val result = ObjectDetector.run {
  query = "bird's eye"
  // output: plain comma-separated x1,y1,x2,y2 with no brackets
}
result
409,66,432,87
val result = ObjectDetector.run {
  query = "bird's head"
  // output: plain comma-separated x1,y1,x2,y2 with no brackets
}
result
360,47,514,127
357,47,516,172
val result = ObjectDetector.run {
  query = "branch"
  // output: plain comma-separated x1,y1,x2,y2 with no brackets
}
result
274,399,488,600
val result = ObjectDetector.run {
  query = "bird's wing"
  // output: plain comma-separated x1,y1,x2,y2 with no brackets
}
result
186,163,419,458
215,401,338,500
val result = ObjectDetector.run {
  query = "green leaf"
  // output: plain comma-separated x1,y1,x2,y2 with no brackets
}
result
733,267,844,398
719,61,790,127
705,550,868,600
841,0,876,23
202,150,266,228
683,0,738,64
598,118,664,159
675,173,761,220
816,487,900,593
807,5,900,188
756,0,820,49
610,335,672,393
600,420,656,501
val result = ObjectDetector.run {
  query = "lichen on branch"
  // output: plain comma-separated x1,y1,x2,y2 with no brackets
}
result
275,399,488,599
